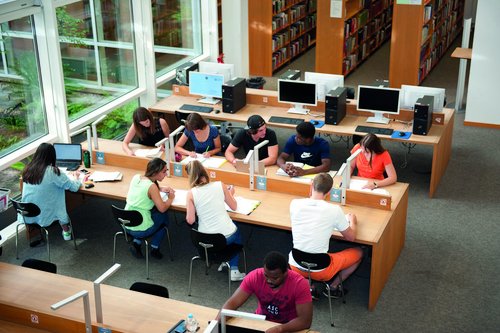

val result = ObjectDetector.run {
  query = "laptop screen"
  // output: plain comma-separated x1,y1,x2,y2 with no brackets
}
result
53,143,82,162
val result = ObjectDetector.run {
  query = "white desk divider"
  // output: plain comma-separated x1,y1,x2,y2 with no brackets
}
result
219,309,266,333
93,263,121,324
71,126,92,160
243,150,255,190
91,114,107,150
51,290,92,333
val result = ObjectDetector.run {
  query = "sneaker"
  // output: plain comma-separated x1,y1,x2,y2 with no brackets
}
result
230,270,246,282
217,263,226,272
322,286,348,299
129,242,144,259
62,226,72,241
150,248,163,260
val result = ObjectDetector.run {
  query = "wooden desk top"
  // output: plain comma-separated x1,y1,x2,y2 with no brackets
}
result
0,262,294,333
451,47,472,60
150,93,454,146
79,162,408,246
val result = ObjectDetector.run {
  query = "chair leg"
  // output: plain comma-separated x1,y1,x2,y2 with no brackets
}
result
324,284,334,327
164,226,173,261
188,256,201,296
42,228,50,262
144,239,150,280
242,249,247,273
227,264,231,296
15,223,23,260
112,232,124,263
68,219,77,250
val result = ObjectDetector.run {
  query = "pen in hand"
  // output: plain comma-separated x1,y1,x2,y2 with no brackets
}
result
203,145,210,158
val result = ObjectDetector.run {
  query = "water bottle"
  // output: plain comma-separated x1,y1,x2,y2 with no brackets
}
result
186,313,198,333
83,150,91,168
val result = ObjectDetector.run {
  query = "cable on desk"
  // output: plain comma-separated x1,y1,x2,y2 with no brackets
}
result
400,142,417,169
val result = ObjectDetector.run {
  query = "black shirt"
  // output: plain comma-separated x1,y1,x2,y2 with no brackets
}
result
230,128,278,160
138,118,165,147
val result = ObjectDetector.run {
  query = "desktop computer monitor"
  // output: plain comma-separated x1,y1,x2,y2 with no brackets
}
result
188,71,224,105
400,85,446,112
198,61,235,83
357,85,401,124
278,79,317,115
304,71,344,102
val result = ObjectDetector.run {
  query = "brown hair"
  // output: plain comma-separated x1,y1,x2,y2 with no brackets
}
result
313,173,333,195
22,143,60,185
144,158,166,188
185,113,207,131
185,160,209,188
132,107,156,140
360,134,386,168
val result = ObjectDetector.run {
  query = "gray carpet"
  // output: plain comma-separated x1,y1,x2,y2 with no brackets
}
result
2,40,500,332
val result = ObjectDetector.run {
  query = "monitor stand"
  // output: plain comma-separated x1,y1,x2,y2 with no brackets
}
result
366,113,390,124
287,104,309,115
198,97,220,105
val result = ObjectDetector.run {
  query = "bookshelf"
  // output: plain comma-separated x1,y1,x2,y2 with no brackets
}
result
316,0,393,76
218,0,223,53
249,0,317,76
389,0,464,87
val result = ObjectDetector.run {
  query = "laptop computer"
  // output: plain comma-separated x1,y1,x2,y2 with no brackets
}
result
54,143,82,171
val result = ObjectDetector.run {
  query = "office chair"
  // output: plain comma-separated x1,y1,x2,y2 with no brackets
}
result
111,205,173,280
188,229,246,296
175,110,190,126
22,258,57,274
292,248,346,327
11,199,77,262
130,281,169,298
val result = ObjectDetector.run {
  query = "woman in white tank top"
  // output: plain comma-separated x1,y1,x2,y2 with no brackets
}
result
185,160,246,281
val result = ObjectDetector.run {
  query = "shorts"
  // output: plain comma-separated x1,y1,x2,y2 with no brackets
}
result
290,247,362,281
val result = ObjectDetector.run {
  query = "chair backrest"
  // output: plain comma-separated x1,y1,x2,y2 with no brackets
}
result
130,282,169,298
190,229,227,255
175,110,190,125
22,258,57,274
111,205,143,238
11,199,41,218
292,248,331,271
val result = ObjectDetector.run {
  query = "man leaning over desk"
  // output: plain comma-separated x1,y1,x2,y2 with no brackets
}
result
224,115,278,166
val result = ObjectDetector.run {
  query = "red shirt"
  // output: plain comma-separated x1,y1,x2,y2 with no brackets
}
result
351,144,392,180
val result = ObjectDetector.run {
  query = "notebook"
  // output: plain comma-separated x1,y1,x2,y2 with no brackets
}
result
54,143,82,171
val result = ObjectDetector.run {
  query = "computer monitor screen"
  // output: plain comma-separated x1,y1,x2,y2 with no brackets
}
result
357,85,401,124
189,72,224,105
278,79,317,115
198,61,235,83
400,85,445,112
304,71,344,102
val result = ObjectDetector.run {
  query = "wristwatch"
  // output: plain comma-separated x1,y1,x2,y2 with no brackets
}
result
373,181,378,188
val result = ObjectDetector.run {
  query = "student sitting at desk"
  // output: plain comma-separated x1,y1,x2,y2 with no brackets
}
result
350,133,397,189
21,143,82,242
174,113,221,158
185,160,246,281
277,122,331,177
125,158,175,259
122,107,170,156
220,251,313,333
224,115,278,166
288,173,363,298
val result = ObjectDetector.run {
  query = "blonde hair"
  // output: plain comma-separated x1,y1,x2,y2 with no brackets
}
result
185,160,209,188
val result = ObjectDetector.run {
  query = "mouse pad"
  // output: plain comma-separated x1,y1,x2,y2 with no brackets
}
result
309,120,325,128
391,131,411,139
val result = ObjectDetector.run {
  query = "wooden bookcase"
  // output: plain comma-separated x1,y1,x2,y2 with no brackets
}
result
249,0,317,76
389,0,464,87
217,0,223,53
316,0,393,76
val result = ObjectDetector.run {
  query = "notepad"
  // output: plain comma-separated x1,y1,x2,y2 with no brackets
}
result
134,147,162,158
88,171,123,182
276,162,305,176
180,154,206,165
180,155,227,169
225,197,261,215
161,189,188,206
349,179,390,195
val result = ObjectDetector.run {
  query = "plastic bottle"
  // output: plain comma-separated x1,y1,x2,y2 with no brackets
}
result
186,313,198,333
83,150,91,168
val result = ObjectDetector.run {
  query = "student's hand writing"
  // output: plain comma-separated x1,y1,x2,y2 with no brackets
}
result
202,152,211,158
188,151,197,158
292,167,305,177
227,185,235,195
159,143,165,152
362,182,376,190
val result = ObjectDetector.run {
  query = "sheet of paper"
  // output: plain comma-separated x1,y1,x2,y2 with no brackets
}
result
276,162,304,176
180,154,207,165
349,179,390,195
161,189,188,206
202,157,226,169
225,196,261,215
89,171,122,182
134,147,162,158
330,0,342,18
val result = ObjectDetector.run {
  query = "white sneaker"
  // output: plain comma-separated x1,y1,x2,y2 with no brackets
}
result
62,226,72,241
230,270,246,281
218,263,226,272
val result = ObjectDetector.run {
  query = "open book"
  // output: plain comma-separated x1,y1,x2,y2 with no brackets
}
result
180,154,226,169
225,196,261,215
276,162,315,179
134,147,162,158
349,179,390,195
161,189,188,206
88,171,123,182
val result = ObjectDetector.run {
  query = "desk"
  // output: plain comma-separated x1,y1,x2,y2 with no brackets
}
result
76,144,409,310
150,89,453,198
0,262,289,333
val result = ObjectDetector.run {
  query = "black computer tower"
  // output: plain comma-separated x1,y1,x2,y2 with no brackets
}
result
325,87,347,125
412,95,434,135
222,77,247,114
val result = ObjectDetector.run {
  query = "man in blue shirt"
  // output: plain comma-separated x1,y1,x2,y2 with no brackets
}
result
277,122,331,177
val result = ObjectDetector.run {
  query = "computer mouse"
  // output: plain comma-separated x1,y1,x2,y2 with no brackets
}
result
85,183,94,189
214,109,221,114
399,132,406,137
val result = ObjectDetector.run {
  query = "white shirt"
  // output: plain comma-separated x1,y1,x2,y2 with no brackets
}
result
288,198,349,268
191,181,237,237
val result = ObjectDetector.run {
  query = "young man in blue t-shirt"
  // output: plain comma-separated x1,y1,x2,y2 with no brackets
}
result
277,122,331,177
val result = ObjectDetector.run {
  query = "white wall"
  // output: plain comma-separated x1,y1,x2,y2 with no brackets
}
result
221,0,249,78
465,0,500,125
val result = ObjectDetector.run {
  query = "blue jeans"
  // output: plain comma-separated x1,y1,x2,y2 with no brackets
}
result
226,226,242,269
128,208,169,249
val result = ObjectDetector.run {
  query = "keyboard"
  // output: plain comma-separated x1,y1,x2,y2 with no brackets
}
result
56,162,80,171
268,116,305,125
355,125,394,136
179,104,214,113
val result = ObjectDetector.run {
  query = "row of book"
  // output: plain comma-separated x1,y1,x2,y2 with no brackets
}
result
290,14,316,39
289,4,307,22
272,0,304,15
272,12,289,32
272,47,288,70
344,14,392,55
272,31,289,52
271,32,314,71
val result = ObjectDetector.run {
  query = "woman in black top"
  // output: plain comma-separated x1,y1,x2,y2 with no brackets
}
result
122,107,170,156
